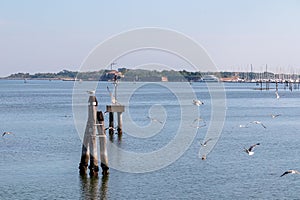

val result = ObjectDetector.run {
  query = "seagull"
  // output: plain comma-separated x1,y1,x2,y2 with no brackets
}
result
250,121,267,129
147,116,163,124
280,170,300,177
87,90,95,95
275,91,280,99
192,117,203,124
107,86,116,104
270,114,281,118
201,138,212,147
244,143,260,155
2,132,13,137
239,124,249,128
192,124,206,129
193,99,204,106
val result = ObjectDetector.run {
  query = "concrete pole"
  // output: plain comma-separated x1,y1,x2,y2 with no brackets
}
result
97,111,109,175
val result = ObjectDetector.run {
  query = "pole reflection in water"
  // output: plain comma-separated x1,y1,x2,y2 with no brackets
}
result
100,175,109,200
80,175,101,200
79,175,109,200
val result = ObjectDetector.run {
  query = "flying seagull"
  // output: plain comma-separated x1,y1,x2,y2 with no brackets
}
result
191,124,206,129
270,114,281,118
87,90,95,95
201,138,212,147
2,132,13,137
251,121,267,129
239,121,266,129
239,124,249,128
192,117,204,124
244,143,260,155
280,170,300,177
193,99,204,106
147,116,163,124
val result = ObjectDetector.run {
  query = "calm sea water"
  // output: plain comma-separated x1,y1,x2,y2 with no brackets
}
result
1,80,300,199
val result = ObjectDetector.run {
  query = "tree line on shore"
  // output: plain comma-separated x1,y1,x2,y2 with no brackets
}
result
3,69,300,82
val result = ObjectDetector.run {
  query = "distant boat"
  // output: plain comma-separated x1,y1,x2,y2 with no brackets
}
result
200,75,219,82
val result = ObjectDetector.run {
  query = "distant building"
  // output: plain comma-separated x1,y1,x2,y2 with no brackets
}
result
161,76,168,82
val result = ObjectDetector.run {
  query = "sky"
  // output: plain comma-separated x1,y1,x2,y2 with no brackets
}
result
0,0,300,77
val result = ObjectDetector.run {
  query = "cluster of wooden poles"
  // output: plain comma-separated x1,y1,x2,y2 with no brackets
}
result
79,95,116,177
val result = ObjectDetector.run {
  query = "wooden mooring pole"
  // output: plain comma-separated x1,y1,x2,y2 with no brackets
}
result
79,96,99,177
97,111,109,175
117,112,123,134
109,112,114,135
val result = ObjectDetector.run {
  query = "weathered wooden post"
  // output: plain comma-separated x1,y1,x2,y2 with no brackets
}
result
97,111,109,175
109,112,114,135
79,127,90,176
79,96,99,177
88,96,99,177
117,112,123,134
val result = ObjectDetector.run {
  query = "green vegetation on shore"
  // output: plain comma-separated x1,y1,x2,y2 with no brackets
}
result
3,69,300,82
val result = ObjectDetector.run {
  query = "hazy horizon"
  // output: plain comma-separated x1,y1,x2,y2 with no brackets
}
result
1,0,300,77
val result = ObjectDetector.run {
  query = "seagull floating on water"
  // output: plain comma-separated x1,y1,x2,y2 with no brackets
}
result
280,170,300,177
193,99,204,106
2,132,13,137
244,143,260,155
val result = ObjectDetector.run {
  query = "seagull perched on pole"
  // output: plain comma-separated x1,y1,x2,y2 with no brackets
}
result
280,170,300,177
193,99,204,106
244,143,260,155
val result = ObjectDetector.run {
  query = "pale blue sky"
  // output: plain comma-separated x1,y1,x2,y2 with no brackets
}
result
0,0,300,76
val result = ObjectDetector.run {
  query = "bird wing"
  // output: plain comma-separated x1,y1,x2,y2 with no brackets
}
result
260,123,267,129
248,143,260,152
204,138,212,145
2,132,6,137
280,171,290,177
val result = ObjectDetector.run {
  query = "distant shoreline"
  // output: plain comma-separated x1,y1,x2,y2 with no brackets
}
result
2,69,300,83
